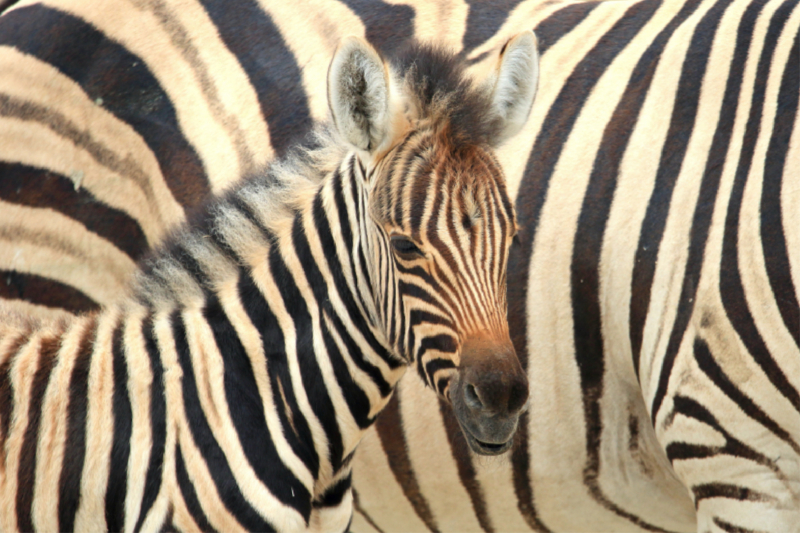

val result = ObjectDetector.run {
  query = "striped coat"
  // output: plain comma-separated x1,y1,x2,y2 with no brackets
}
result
1,0,799,531
0,34,537,532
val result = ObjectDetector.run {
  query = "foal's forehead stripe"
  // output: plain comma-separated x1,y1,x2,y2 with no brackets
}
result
407,155,438,232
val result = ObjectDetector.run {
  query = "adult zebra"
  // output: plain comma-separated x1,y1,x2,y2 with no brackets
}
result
1,0,799,531
0,33,536,532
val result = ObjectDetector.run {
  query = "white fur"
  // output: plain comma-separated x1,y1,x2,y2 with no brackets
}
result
489,31,539,144
327,37,391,154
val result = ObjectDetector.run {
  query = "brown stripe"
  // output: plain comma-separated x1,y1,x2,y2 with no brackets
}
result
374,393,440,533
131,0,256,176
692,483,775,505
352,489,386,533
712,517,762,533
0,222,95,264
0,161,149,261
510,413,551,532
438,399,493,533
17,332,62,533
0,269,99,314
0,92,169,230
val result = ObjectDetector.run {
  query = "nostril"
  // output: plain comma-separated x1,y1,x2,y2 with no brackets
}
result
464,383,484,410
508,378,529,414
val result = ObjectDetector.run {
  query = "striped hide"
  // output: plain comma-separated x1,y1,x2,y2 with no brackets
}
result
1,0,799,531
0,32,537,532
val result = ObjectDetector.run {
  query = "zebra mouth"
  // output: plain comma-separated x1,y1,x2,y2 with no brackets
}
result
463,430,514,456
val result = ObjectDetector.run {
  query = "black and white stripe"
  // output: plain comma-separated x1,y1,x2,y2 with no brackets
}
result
0,139,388,533
1,0,799,532
0,32,535,532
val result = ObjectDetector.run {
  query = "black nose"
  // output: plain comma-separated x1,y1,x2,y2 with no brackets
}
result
458,336,529,417
451,336,529,455
462,366,529,416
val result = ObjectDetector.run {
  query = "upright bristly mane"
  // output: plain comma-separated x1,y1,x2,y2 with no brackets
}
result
392,43,504,147
131,126,350,311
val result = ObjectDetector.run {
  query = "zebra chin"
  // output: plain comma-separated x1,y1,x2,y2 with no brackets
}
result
449,336,529,456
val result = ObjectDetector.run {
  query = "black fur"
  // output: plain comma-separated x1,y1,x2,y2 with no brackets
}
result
391,43,503,147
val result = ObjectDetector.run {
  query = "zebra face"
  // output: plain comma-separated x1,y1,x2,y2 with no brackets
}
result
376,133,529,455
329,31,538,455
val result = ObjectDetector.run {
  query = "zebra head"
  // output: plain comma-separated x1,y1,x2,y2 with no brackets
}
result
328,33,538,455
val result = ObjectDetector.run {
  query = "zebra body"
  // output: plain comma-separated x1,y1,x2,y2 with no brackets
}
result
0,32,536,532
0,161,385,532
1,0,799,531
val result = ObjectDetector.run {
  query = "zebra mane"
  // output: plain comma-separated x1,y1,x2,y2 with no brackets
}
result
131,125,349,310
391,42,503,147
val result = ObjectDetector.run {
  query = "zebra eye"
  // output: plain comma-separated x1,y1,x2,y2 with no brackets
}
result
390,235,424,259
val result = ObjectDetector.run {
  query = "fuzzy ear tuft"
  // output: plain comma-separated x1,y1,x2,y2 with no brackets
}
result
328,36,391,153
490,31,539,144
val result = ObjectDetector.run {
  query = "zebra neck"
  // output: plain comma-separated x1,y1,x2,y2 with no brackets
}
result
266,157,409,487
123,150,410,490
335,157,406,362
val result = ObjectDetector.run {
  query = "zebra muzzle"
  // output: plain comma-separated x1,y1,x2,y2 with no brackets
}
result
450,336,529,456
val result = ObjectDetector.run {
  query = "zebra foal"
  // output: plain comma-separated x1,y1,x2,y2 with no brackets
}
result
0,32,538,532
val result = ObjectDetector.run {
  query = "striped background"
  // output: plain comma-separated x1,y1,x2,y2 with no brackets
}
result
1,0,798,531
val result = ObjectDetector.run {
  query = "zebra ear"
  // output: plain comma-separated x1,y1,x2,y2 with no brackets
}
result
489,31,539,144
328,36,391,153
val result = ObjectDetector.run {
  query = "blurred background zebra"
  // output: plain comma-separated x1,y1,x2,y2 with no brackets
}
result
1,0,798,531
